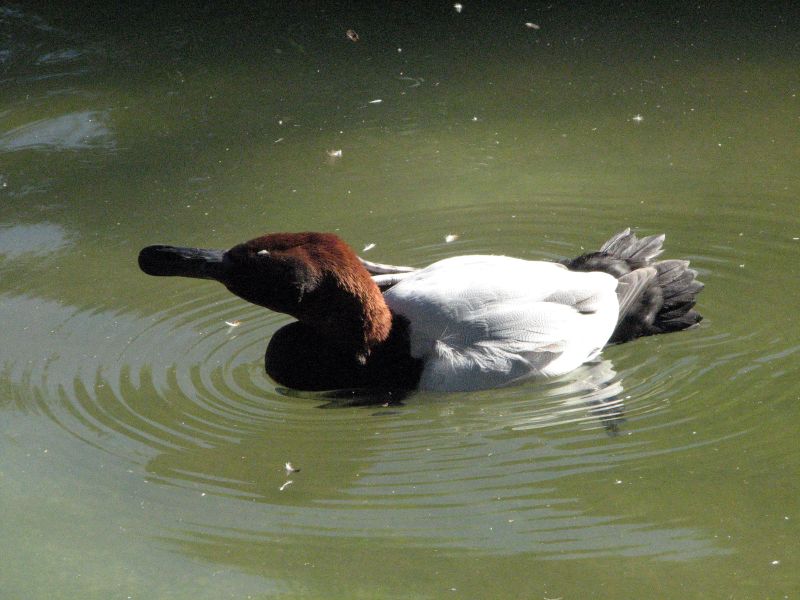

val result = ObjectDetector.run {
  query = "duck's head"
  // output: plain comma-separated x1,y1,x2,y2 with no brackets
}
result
138,232,392,361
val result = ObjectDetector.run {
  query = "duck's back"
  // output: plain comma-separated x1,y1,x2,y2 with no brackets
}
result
383,255,619,391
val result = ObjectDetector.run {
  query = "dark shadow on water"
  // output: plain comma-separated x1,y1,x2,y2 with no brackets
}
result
275,386,410,408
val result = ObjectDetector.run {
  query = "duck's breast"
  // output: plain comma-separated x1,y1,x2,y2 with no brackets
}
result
383,255,619,391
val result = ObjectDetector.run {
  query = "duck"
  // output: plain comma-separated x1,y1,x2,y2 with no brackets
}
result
138,229,703,392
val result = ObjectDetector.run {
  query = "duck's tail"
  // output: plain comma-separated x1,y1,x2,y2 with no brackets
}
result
562,229,704,344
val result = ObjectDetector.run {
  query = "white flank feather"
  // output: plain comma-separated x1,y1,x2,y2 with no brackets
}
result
383,255,619,391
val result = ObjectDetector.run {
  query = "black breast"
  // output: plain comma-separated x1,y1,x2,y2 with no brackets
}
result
264,315,422,392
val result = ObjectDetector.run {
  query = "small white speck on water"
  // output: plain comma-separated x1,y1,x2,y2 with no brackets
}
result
363,243,376,252
453,3,463,13
368,99,382,104
279,480,293,491
445,234,458,243
632,114,644,123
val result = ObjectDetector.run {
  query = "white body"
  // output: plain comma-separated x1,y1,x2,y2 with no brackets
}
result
383,255,620,392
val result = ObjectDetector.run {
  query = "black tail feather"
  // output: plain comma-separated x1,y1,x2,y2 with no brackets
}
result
599,228,665,267
647,260,703,334
564,229,703,344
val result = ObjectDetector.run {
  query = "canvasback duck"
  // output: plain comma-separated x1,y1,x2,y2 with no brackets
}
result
138,229,703,392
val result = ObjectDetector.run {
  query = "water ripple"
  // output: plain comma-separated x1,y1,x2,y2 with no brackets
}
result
2,205,797,560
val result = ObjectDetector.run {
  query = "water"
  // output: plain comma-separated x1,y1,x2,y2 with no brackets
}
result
1,3,798,598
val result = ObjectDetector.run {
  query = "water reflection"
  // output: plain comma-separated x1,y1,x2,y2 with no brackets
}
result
0,6,62,33
35,48,85,65
0,5,89,84
309,358,626,433
0,286,740,561
0,222,73,259
0,111,115,152
498,360,626,433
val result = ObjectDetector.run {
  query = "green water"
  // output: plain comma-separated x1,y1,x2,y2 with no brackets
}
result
1,3,798,598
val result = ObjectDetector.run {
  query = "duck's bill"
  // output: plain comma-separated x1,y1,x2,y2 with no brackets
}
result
138,245,226,280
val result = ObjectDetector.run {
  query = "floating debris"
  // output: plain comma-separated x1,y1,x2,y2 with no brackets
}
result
327,149,343,158
525,22,541,30
225,320,241,328
632,114,644,123
453,3,463,13
398,75,424,88
368,99,383,104
445,234,459,243
363,243,376,252
279,480,293,491
346,29,359,42
285,462,300,474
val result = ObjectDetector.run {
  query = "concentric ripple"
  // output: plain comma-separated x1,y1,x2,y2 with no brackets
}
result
2,201,798,561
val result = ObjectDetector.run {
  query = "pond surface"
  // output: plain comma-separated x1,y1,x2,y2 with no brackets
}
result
1,2,798,598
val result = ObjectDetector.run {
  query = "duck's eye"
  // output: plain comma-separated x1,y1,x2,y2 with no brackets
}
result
257,249,270,256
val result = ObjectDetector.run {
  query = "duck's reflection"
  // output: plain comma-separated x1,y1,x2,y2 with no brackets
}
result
504,359,625,434
276,357,626,434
